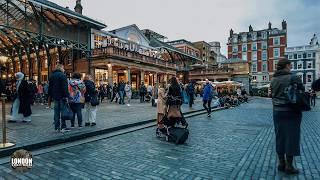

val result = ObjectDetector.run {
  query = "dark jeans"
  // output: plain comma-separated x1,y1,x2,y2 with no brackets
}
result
311,97,316,107
119,91,125,104
140,93,145,103
70,103,83,127
203,99,212,114
188,93,194,107
111,92,118,102
54,100,66,130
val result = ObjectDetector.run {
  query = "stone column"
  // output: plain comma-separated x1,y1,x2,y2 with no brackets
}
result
108,63,113,87
127,68,131,84
153,72,158,98
141,70,145,84
164,74,168,86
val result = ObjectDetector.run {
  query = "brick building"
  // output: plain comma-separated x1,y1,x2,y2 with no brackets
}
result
227,21,287,87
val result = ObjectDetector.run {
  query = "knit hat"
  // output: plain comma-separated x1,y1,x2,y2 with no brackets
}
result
15,72,24,81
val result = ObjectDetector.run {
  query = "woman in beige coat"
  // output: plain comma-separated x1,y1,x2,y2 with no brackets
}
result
157,82,166,128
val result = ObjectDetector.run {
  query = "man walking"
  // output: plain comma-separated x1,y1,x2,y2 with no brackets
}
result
118,80,125,105
139,82,147,103
186,81,195,108
48,64,69,132
203,79,213,117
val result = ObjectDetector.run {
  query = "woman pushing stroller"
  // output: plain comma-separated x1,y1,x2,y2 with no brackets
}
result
156,77,188,140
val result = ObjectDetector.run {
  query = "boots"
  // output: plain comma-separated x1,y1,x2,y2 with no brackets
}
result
285,156,299,175
277,154,286,172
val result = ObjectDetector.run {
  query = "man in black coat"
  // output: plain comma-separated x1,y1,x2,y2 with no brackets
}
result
186,81,195,108
48,64,69,132
118,80,125,105
139,82,147,103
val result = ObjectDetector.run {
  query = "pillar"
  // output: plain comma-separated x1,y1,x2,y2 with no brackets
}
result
141,70,145,84
127,68,131,84
153,72,158,98
164,74,168,86
107,63,113,86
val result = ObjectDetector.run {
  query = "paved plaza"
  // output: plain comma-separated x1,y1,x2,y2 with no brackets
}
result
0,98,206,156
0,98,319,179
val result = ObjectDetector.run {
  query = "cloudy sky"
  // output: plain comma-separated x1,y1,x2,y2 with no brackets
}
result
53,0,319,55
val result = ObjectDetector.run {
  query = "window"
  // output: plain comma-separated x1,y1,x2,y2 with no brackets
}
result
288,54,293,60
242,34,247,42
297,61,303,69
273,37,280,46
294,54,297,59
298,54,302,59
273,48,280,58
307,62,312,69
262,50,268,60
232,45,238,52
303,53,307,59
262,32,267,39
307,74,312,83
263,76,268,81
262,42,267,49
274,60,279,71
313,52,316,57
308,53,312,58
262,62,268,72
252,51,257,61
252,76,257,80
242,44,247,52
252,63,257,72
252,43,257,51
242,53,247,61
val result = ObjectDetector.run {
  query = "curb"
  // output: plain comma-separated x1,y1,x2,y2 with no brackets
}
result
0,107,225,158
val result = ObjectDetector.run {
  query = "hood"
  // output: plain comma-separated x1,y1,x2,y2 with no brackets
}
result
69,79,85,87
273,69,291,77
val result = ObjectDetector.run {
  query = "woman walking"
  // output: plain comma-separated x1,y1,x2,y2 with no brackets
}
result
125,81,132,106
270,59,304,175
68,73,86,128
9,72,32,122
83,75,97,126
156,82,166,130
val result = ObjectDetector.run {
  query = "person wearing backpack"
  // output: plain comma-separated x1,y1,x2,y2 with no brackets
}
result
68,73,86,128
83,75,97,126
9,72,32,122
203,79,213,117
270,59,304,175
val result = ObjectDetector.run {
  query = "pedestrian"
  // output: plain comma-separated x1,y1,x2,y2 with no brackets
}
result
48,64,69,132
186,81,195,108
110,83,118,103
270,59,303,175
311,90,316,107
107,83,111,99
83,75,97,127
147,84,153,97
125,81,132,106
157,82,166,130
98,83,106,103
203,79,213,117
68,73,86,128
166,77,187,126
9,72,32,122
118,80,125,105
37,83,44,105
29,79,37,105
139,82,147,103
43,82,49,106
236,87,241,96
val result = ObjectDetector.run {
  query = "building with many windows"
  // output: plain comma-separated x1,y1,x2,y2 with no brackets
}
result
285,34,320,90
227,21,287,87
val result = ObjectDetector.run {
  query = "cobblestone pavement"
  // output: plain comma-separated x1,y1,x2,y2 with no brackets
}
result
1,98,320,179
0,97,205,152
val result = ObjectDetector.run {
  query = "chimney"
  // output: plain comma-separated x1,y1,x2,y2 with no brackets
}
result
74,0,83,14
282,20,287,30
268,22,272,30
249,25,253,32
230,29,233,37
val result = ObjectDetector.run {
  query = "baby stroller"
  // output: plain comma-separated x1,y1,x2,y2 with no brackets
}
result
156,106,189,144
145,94,152,102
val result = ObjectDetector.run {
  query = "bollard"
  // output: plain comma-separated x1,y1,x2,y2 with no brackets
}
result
0,96,15,149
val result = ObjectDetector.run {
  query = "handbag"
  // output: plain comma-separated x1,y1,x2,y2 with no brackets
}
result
285,76,311,111
90,95,100,106
61,101,73,120
167,105,182,119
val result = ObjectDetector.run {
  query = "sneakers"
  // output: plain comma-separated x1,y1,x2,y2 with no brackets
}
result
207,114,211,117
60,128,71,133
91,123,96,126
85,123,90,127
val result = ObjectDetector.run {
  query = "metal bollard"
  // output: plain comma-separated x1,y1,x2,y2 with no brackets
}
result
0,96,15,149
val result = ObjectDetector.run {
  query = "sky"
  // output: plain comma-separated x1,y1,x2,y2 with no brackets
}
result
53,0,320,55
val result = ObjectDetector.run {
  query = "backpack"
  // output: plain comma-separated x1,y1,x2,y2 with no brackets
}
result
284,76,311,111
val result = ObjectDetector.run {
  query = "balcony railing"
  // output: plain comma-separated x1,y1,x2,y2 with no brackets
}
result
189,68,233,75
91,46,177,69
